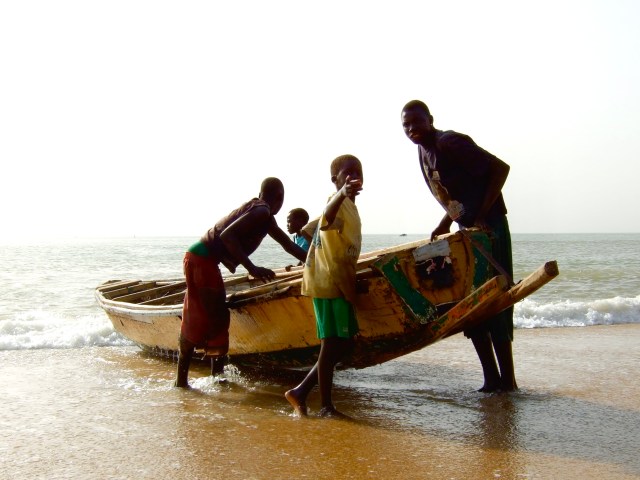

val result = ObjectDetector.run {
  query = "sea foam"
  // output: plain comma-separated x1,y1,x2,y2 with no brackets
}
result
0,310,133,350
515,295,640,329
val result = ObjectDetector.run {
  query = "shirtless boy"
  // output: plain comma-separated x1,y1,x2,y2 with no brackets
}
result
174,177,308,388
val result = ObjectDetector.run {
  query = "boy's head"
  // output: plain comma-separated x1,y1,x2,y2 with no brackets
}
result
259,177,285,215
330,154,363,194
287,208,310,235
401,100,435,147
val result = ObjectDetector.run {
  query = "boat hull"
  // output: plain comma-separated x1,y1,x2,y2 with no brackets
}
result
95,231,558,370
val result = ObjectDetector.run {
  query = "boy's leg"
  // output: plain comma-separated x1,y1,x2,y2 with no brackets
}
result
200,282,230,378
489,217,517,391
494,340,518,391
489,305,517,391
318,337,351,414
174,334,195,388
285,364,318,416
471,333,501,392
211,355,226,376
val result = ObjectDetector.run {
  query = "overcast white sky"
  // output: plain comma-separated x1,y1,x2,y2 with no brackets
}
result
1,0,638,238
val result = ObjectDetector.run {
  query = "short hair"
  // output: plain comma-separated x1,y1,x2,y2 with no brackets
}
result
288,208,309,224
260,177,284,198
330,154,361,177
402,99,430,116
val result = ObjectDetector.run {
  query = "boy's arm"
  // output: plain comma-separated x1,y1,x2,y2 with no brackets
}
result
219,206,275,281
268,220,308,263
323,176,362,228
441,133,509,229
431,213,453,241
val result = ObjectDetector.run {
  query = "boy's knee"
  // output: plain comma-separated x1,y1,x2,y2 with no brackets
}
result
178,334,196,354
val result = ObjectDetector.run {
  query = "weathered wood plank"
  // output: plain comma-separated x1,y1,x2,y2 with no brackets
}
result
139,289,186,306
428,275,509,339
445,261,559,336
115,281,187,303
105,281,158,299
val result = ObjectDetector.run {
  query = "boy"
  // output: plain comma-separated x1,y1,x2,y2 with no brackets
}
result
174,177,308,388
285,155,363,417
287,208,311,252
400,99,516,392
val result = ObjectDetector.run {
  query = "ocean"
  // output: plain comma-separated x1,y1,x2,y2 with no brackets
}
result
1,233,638,350
2,234,640,479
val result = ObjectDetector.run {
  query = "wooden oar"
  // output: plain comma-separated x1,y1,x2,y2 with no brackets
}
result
444,260,559,337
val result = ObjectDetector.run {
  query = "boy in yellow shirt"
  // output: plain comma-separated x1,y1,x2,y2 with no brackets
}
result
285,154,363,417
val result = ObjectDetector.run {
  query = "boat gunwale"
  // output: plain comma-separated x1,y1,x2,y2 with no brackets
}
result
95,236,438,312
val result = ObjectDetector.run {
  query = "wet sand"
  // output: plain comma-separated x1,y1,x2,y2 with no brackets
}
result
2,324,639,479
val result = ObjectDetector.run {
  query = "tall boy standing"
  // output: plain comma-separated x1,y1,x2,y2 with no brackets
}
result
285,155,364,417
400,100,517,392
174,177,308,388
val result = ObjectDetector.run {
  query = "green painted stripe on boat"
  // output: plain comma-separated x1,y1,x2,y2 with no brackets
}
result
375,255,437,324
469,231,493,289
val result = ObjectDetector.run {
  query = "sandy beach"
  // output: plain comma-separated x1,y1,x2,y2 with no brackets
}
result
2,324,639,479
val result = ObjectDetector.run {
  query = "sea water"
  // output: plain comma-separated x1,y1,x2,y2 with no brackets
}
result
2,234,640,479
1,233,638,350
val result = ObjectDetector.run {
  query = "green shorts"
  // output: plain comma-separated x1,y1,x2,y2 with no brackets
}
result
463,215,514,343
312,298,359,339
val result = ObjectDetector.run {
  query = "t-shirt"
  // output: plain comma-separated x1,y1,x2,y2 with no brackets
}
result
418,130,507,228
301,218,320,242
302,194,361,304
293,233,310,252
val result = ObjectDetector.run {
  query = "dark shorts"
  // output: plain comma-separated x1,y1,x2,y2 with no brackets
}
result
181,252,230,354
464,216,514,343
312,298,359,339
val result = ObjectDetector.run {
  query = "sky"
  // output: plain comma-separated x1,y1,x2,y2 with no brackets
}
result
1,0,639,238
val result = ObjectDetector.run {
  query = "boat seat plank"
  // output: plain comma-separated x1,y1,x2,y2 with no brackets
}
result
114,281,187,304
139,289,187,306
97,280,142,296
108,281,158,300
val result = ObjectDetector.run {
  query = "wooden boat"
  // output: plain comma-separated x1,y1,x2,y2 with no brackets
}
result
95,231,558,370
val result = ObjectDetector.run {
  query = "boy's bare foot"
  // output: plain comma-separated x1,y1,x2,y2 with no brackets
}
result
478,385,498,393
285,389,308,417
478,380,501,393
318,406,347,419
478,378,518,393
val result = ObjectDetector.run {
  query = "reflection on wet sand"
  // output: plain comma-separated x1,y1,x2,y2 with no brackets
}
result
2,326,639,479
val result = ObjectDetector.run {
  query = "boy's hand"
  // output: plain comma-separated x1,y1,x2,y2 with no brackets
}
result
472,217,490,231
431,224,450,241
249,266,276,283
341,176,363,199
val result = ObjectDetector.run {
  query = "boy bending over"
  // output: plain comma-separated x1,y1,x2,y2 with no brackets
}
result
174,177,308,388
